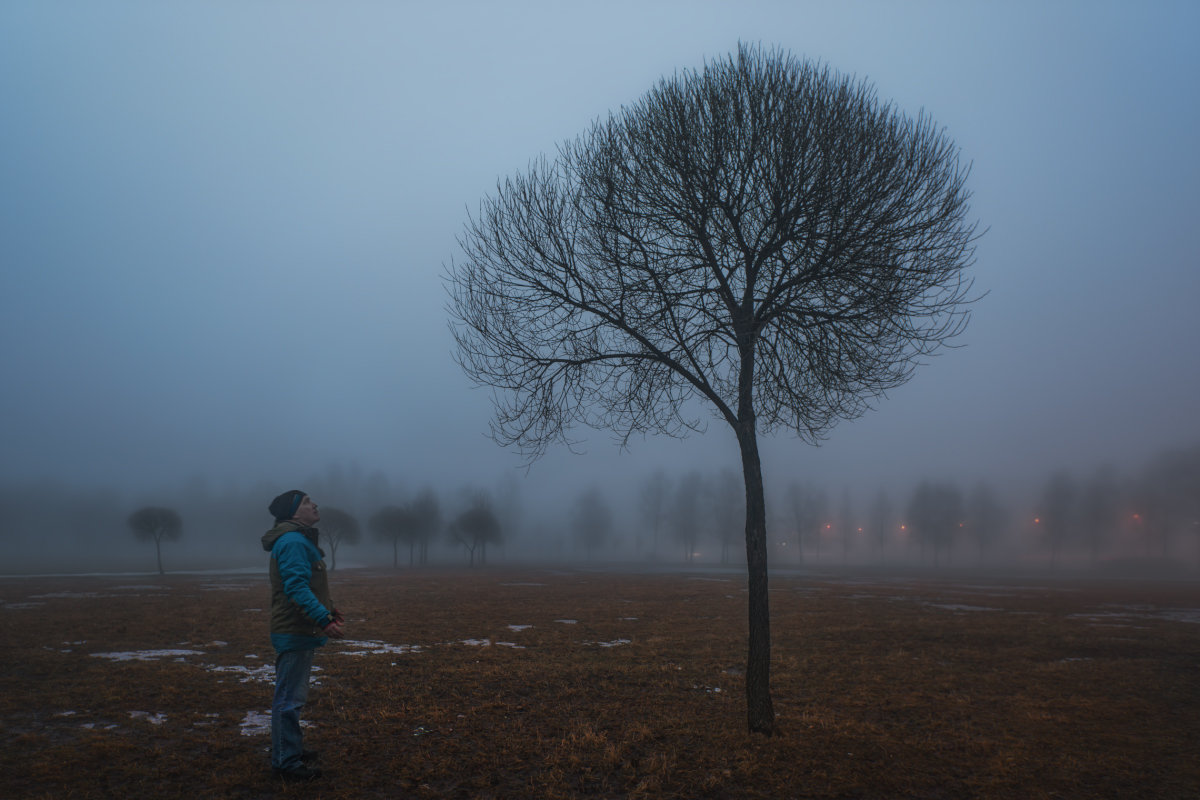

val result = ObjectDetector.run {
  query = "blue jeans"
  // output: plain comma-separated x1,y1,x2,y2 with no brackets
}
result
271,646,315,770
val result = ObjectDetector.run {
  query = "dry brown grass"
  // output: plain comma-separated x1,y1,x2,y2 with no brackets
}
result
1,568,1198,799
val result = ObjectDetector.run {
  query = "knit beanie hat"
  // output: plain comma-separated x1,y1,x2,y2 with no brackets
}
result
269,490,308,522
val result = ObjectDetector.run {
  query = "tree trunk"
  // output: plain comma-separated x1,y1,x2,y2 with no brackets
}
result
155,537,164,575
738,424,775,735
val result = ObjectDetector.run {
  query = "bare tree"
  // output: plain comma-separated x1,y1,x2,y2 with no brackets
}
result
1037,471,1076,570
127,506,182,575
449,495,503,567
671,471,706,563
1077,467,1119,566
318,507,360,571
1140,446,1200,561
836,490,857,565
867,489,893,562
446,44,979,734
637,470,671,559
712,469,744,565
966,482,1008,565
784,480,824,565
907,482,964,567
572,486,613,560
803,486,831,564
410,488,442,566
370,505,417,569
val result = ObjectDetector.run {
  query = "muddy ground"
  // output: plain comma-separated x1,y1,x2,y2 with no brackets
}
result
2,568,1198,798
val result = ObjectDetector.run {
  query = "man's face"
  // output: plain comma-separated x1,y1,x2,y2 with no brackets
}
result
293,495,320,527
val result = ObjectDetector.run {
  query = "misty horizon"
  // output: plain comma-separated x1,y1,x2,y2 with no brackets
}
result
2,4,1198,576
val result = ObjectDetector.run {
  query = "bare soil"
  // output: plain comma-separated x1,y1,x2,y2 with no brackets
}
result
2,568,1197,799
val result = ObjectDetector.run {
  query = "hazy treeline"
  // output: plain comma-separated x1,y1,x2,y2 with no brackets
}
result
3,444,1198,576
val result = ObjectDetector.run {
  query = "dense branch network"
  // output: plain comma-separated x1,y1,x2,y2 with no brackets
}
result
447,44,977,461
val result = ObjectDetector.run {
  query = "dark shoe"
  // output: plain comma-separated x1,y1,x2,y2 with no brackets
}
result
273,765,323,781
301,750,319,764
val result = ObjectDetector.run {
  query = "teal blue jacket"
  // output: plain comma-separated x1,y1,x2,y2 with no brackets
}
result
261,521,334,652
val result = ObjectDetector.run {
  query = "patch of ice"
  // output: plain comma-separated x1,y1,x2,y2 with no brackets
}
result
923,603,1000,613
459,638,491,647
91,649,203,662
338,639,422,656
587,639,631,648
555,619,577,625
1070,606,1200,626
30,591,107,599
4,602,46,610
129,711,168,725
240,710,272,736
507,624,532,632
202,584,251,591
207,664,276,684
113,585,169,591
495,641,525,649
55,710,76,717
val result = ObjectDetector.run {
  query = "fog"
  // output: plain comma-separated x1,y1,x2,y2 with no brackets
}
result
2,3,1198,575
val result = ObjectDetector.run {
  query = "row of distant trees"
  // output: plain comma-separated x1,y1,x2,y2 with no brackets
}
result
1032,444,1200,569
117,442,1200,574
124,489,505,574
564,447,1200,571
622,444,1200,571
353,489,502,570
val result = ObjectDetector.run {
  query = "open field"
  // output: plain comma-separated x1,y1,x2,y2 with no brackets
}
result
2,568,1198,799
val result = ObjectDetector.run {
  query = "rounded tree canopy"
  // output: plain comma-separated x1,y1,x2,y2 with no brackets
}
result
127,506,183,541
448,42,979,458
319,507,362,544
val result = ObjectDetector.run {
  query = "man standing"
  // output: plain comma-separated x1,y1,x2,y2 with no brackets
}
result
262,490,344,781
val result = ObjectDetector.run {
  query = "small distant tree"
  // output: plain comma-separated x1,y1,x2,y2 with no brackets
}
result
803,487,831,564
637,470,671,558
784,481,823,565
1037,471,1076,569
712,469,744,565
127,506,182,575
837,490,857,565
907,482,963,567
410,488,442,566
450,498,503,567
1077,467,1119,566
671,471,706,563
370,505,417,568
319,507,360,571
966,482,1008,565
867,490,893,562
1141,446,1200,560
573,486,613,559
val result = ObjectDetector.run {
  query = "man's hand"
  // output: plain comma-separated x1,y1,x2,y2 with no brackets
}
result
322,618,345,639
332,608,345,625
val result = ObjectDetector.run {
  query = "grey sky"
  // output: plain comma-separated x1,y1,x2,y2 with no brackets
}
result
2,1,1197,509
